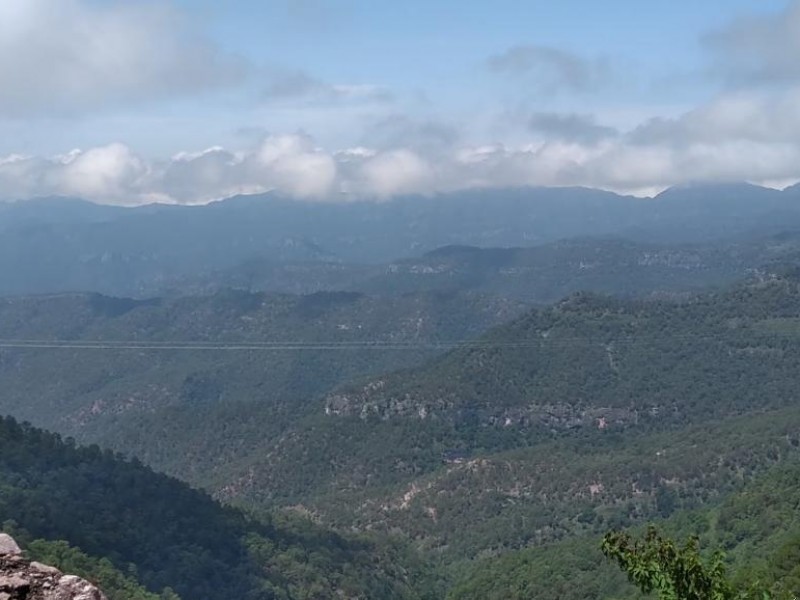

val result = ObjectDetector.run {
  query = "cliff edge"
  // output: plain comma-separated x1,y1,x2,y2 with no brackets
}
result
0,534,107,600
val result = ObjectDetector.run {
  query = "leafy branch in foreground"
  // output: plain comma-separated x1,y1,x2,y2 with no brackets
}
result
601,526,772,600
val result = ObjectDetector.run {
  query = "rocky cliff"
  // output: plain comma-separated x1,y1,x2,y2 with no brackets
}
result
0,534,107,600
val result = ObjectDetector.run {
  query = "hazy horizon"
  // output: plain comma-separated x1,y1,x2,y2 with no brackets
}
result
2,0,800,206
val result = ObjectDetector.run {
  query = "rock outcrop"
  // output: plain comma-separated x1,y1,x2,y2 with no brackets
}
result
0,534,107,600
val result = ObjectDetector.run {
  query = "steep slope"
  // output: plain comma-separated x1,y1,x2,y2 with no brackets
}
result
0,289,524,483
447,459,800,599
211,274,800,560
4,260,800,595
0,416,437,599
322,276,800,426
6,537,169,600
5,273,800,568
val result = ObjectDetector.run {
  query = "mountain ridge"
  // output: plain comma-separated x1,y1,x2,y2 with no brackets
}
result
3,184,800,297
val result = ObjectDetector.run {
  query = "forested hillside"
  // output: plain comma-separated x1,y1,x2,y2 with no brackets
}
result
196,274,800,568
4,252,800,598
323,275,800,426
3,184,800,297
0,289,524,481
448,460,800,599
9,0,800,597
0,416,438,599
201,231,800,301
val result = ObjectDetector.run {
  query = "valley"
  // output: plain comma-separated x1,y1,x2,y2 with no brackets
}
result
3,187,800,598
6,4,800,597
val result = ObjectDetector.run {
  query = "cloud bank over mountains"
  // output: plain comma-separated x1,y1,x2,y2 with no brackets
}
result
1,0,800,205
3,107,799,205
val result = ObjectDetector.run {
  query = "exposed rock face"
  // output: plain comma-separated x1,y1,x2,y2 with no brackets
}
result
0,536,20,557
0,534,107,600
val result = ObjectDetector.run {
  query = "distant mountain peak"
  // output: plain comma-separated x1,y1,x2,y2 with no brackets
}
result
424,245,483,257
655,181,772,198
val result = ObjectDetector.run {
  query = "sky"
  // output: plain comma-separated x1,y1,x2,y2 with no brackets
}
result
1,0,799,204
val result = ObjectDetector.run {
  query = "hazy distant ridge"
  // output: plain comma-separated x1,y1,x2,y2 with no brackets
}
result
2,183,799,297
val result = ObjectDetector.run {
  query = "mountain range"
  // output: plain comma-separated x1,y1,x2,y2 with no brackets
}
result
3,183,800,297
4,183,800,597
4,270,800,595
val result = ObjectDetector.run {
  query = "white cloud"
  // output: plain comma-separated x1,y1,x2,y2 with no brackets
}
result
631,88,800,145
705,1,800,86
356,150,434,198
0,144,163,205
157,135,339,203
0,0,246,118
160,147,245,204
251,135,338,199
4,84,800,204
56,144,150,201
5,0,800,205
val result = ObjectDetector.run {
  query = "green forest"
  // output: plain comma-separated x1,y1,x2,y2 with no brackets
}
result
4,412,800,598
6,2,800,597
0,416,439,599
3,253,800,598
450,460,800,598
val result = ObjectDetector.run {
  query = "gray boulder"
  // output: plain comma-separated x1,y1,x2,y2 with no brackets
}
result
0,536,20,557
0,536,107,600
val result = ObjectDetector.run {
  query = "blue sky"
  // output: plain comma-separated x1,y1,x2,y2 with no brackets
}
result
1,0,799,204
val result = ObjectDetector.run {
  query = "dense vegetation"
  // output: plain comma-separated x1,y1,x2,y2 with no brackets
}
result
179,231,800,301
5,272,800,596
6,270,800,506
204,275,800,546
449,461,800,599
0,416,438,599
602,527,747,600
10,537,173,600
253,230,800,300
4,205,800,597
323,275,800,426
0,288,524,482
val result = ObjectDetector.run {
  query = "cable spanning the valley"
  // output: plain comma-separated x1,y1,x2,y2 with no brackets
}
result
0,338,582,351
0,331,789,351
